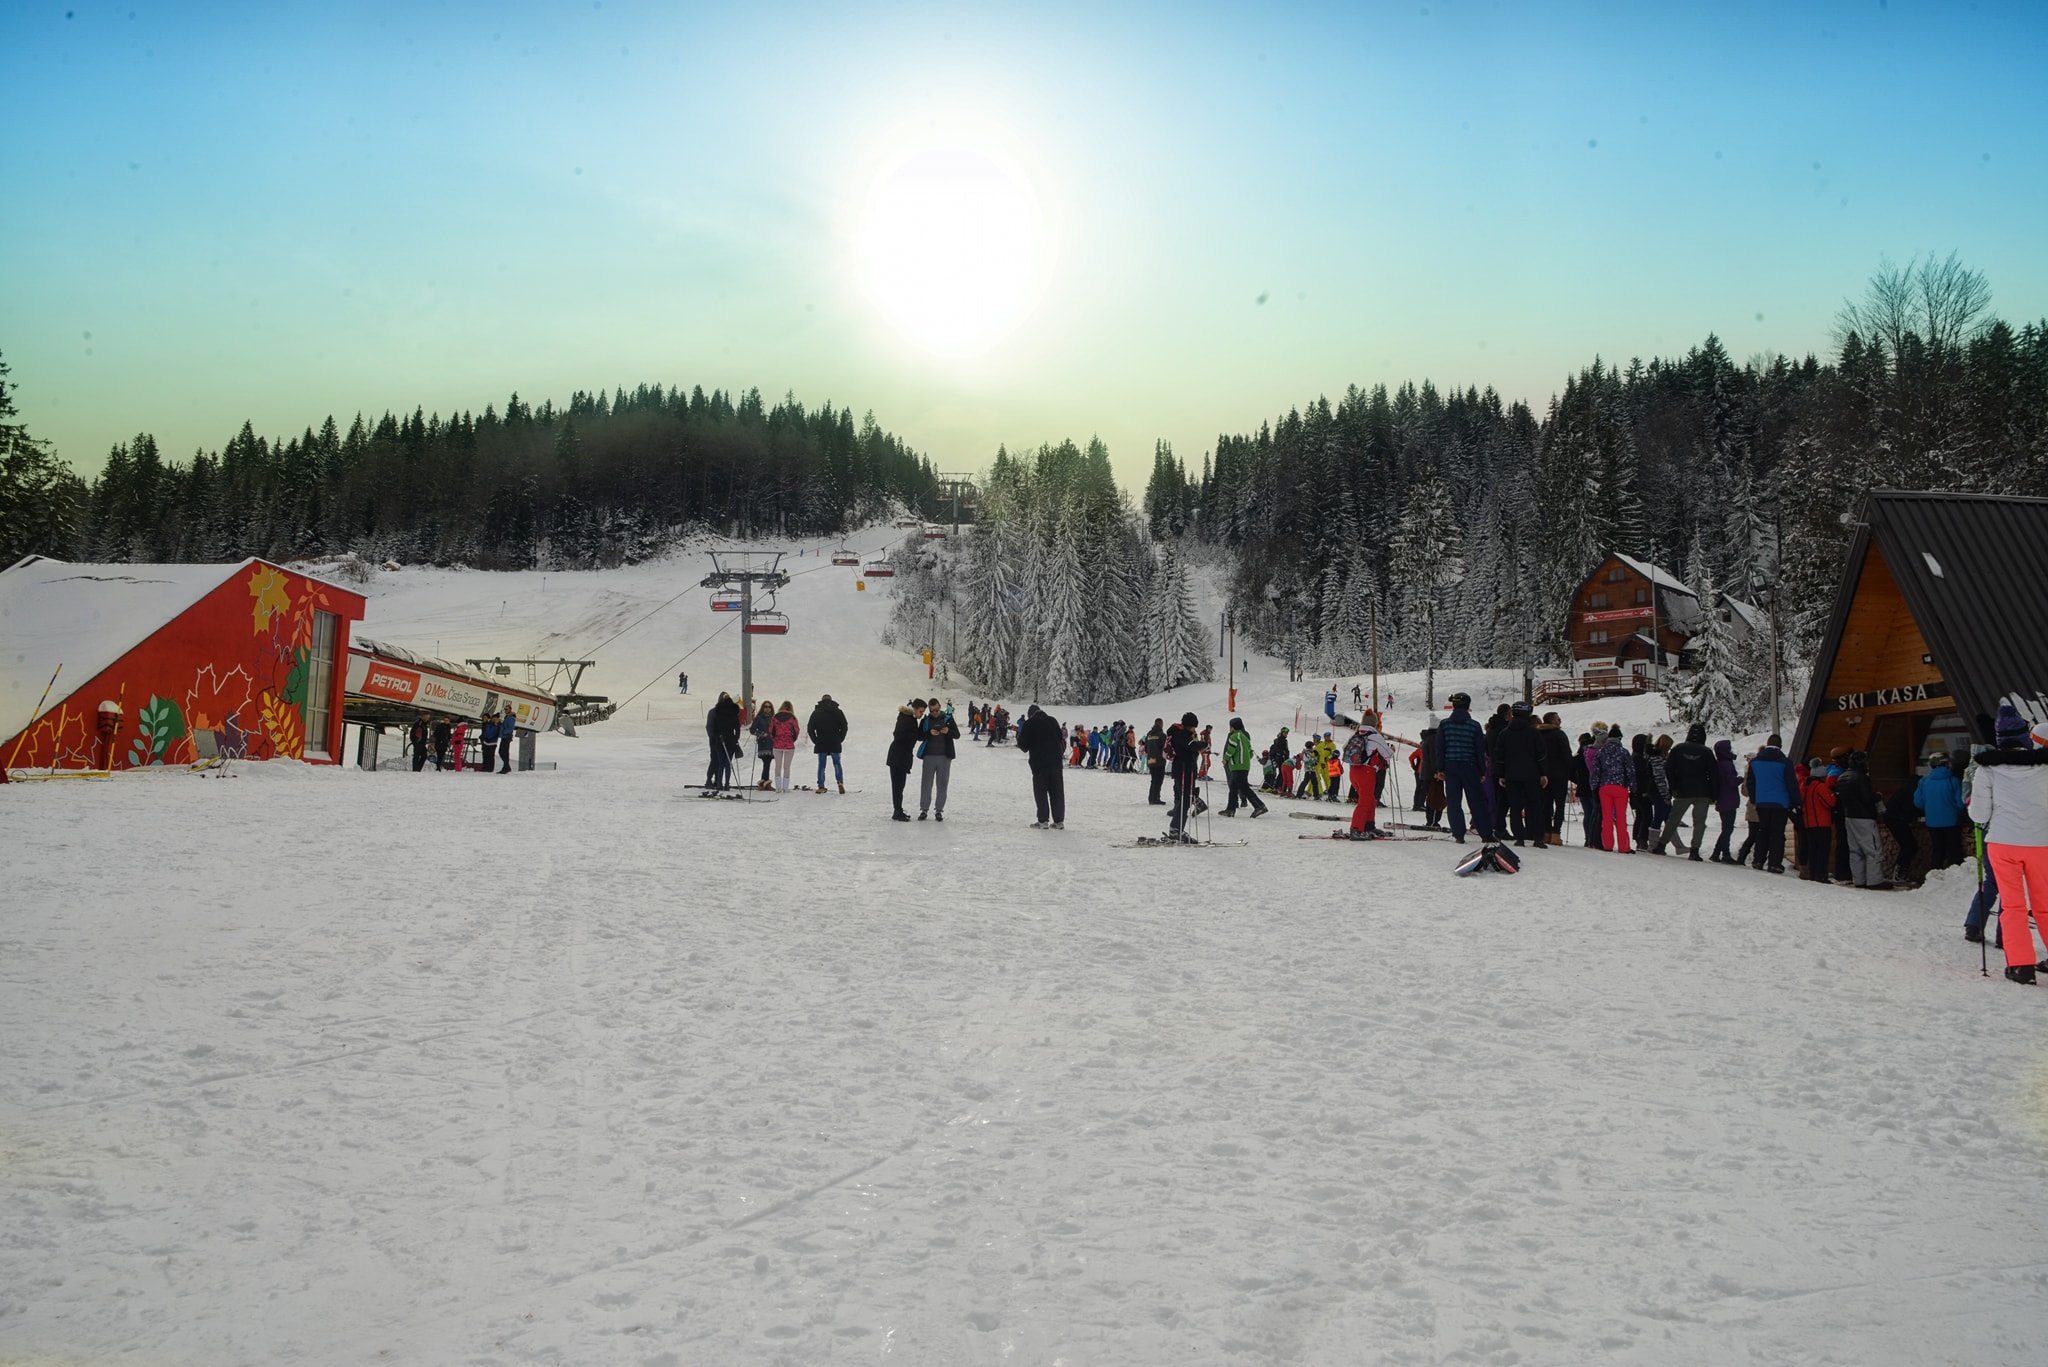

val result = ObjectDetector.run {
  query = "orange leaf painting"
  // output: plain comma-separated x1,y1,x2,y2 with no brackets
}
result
259,690,303,759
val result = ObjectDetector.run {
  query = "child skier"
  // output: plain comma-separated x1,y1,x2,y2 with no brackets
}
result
1343,715,1395,837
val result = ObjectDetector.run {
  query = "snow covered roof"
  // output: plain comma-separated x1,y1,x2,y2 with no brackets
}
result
1612,553,1696,597
1721,594,1766,632
353,636,530,692
0,557,256,726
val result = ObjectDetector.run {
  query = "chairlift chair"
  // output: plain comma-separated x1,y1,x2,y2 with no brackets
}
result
831,548,860,566
743,611,790,635
710,593,745,612
894,517,922,528
923,525,948,539
863,557,896,579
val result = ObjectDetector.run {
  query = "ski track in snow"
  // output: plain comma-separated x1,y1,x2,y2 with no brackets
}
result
5,543,2048,1366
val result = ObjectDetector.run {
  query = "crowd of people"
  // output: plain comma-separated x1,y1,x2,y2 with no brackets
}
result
692,683,2048,983
406,707,519,773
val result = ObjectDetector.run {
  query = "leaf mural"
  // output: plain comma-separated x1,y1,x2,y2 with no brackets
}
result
259,690,303,759
248,566,292,634
128,694,188,767
282,646,310,707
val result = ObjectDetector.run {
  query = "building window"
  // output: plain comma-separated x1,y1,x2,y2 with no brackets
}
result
1589,629,1609,644
1635,588,1648,605
303,610,339,758
1589,592,1608,608
1607,567,1625,582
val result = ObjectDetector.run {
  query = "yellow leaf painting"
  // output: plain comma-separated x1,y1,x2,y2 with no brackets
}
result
249,566,292,634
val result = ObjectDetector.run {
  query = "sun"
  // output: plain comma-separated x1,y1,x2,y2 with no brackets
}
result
856,136,1047,358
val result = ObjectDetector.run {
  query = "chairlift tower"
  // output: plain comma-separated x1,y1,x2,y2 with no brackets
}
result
701,551,790,714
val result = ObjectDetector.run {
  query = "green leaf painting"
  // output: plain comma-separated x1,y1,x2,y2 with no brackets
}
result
129,693,187,767
283,646,310,707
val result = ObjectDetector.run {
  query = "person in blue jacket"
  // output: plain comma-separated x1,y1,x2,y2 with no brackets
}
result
1916,752,1967,869
1743,735,1796,873
1434,692,1492,844
478,711,501,775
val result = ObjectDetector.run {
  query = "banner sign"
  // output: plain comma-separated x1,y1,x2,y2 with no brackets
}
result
1817,681,1950,713
346,650,557,731
1581,607,1654,624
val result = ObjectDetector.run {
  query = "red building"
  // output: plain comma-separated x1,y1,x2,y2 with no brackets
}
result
0,556,366,771
1563,553,1702,687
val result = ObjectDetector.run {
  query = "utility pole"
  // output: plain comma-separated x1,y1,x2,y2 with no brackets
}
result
1227,612,1236,713
1369,591,1380,717
1767,582,1782,738
700,551,789,716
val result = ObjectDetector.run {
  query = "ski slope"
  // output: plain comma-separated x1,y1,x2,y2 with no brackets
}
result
4,541,2045,1367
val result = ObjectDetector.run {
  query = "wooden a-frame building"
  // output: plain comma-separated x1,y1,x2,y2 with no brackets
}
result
1791,490,2048,792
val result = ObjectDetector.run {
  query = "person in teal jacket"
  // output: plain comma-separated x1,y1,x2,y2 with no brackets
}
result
1220,717,1268,818
1916,752,1967,869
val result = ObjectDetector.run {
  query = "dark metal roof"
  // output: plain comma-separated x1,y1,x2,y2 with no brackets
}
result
1794,490,2048,754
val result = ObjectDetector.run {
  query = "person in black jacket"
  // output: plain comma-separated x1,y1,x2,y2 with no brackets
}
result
1016,703,1067,828
1493,702,1547,847
806,694,848,793
886,699,925,821
1653,723,1718,859
1165,711,1207,840
1142,719,1168,805
1538,712,1574,845
408,713,431,772
1834,751,1888,888
1882,783,1920,885
431,715,452,771
706,691,742,789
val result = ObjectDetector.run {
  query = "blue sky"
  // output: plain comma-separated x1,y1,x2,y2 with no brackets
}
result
3,0,2043,483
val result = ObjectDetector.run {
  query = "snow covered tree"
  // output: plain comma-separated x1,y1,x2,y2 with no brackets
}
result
1389,468,1464,709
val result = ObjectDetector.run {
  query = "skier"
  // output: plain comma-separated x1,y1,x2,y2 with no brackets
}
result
706,691,742,789
1017,703,1067,829
770,700,800,791
1434,693,1491,844
805,693,848,793
1220,717,1268,818
497,705,517,774
1834,750,1886,888
1342,714,1394,837
1916,753,1966,869
1743,735,1797,873
1538,712,1574,846
1325,686,1339,721
1492,702,1546,847
679,672,688,695
478,711,499,776
1800,759,1837,882
1967,717,2048,984
431,715,452,771
1593,725,1636,853
409,712,431,772
1143,719,1168,805
1198,724,1214,779
1708,739,1742,863
1351,684,1363,710
1573,732,1602,848
1165,712,1207,840
1965,706,2033,941
749,701,776,790
1653,723,1717,859
918,698,958,821
886,698,925,821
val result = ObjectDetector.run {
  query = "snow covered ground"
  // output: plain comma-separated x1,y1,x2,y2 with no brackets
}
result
5,538,2047,1367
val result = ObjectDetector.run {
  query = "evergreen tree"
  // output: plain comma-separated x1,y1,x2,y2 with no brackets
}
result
1388,468,1464,708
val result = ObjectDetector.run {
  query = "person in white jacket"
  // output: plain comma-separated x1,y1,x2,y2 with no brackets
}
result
1966,717,2048,985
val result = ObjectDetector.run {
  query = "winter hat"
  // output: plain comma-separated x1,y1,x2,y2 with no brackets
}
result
1686,723,1706,744
1809,758,1828,776
2032,720,2048,749
1995,704,2031,744
1511,700,1532,715
819,693,833,703
1181,712,1198,727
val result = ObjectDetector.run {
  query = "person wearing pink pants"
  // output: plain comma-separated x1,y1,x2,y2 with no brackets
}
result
1591,727,1636,853
1968,714,2048,984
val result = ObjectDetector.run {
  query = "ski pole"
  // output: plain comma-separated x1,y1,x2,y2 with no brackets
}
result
1977,826,1988,978
5,662,62,778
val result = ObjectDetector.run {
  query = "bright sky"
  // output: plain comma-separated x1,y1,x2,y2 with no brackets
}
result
4,1,2044,484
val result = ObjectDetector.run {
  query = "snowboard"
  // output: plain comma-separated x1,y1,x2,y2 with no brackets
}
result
1114,836,1248,849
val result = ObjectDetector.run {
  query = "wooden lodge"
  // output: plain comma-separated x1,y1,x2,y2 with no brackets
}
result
1791,491,2048,792
1560,553,1703,694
